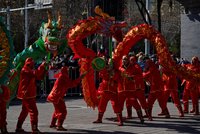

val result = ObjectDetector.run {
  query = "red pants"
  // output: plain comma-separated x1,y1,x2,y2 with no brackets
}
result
126,98,141,111
52,98,67,121
198,86,200,99
163,90,182,108
0,99,7,128
183,87,199,110
18,98,38,125
118,90,148,111
147,91,166,111
98,92,121,114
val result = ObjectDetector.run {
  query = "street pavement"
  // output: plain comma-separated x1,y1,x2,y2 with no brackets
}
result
6,96,200,134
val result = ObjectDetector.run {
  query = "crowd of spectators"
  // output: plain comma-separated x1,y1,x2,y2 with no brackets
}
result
36,49,192,99
36,52,80,97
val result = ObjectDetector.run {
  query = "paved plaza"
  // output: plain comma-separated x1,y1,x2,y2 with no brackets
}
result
6,97,200,134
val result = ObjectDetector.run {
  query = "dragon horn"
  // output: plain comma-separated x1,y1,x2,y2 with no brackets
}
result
47,10,52,28
57,11,62,29
94,5,113,20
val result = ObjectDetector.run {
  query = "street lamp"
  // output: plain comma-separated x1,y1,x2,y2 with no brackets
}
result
145,0,150,55
25,0,28,48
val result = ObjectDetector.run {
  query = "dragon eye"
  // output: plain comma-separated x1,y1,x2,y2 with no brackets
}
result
48,31,52,36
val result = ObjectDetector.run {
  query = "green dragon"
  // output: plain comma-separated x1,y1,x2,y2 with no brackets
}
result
7,11,67,101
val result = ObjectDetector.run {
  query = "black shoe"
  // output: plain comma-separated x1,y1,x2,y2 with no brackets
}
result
50,124,57,128
31,129,43,134
56,126,68,131
15,128,25,133
1,127,9,134
93,120,102,123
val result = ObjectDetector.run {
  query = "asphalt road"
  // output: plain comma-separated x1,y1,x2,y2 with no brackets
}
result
6,96,200,134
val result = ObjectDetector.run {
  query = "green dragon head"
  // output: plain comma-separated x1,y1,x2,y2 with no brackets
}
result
39,11,63,56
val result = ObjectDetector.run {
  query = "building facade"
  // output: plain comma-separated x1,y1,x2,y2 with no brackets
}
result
178,0,200,60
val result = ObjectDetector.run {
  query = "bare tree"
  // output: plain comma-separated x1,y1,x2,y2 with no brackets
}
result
124,0,181,56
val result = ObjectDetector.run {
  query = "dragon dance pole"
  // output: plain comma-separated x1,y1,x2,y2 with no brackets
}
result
109,37,113,66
